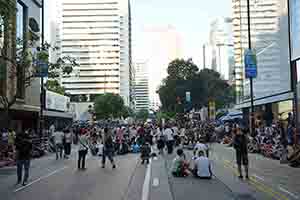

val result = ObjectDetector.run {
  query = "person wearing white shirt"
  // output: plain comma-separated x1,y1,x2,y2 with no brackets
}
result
193,150,212,179
164,125,174,154
194,141,208,157
52,129,64,160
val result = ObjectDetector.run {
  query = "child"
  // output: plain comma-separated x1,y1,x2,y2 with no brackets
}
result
140,142,151,164
171,149,189,177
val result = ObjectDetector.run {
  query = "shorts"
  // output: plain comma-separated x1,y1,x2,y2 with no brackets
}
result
236,151,248,166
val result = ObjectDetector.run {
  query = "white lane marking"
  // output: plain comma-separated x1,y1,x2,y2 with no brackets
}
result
252,174,265,181
278,186,299,199
152,177,159,187
142,159,152,200
14,166,68,193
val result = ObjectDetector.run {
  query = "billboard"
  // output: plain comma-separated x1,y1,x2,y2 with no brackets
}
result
46,91,70,112
290,0,300,61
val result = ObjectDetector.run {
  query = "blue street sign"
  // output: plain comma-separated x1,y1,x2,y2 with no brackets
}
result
244,49,257,78
35,60,48,77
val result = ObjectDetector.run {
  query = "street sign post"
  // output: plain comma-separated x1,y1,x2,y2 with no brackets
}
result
245,49,257,78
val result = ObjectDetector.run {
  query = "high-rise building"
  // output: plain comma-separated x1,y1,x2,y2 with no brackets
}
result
232,0,291,106
133,62,149,111
139,25,182,110
209,17,234,81
61,0,132,105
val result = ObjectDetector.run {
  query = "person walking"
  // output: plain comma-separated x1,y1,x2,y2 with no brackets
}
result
63,129,72,159
164,125,174,154
233,125,249,179
102,127,116,169
15,130,32,186
78,131,89,170
52,128,64,160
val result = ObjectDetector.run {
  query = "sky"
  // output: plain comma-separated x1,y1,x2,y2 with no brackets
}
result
132,0,232,66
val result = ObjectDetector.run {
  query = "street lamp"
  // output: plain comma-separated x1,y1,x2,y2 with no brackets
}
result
39,0,45,138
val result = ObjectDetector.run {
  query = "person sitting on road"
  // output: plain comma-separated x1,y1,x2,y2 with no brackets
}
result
140,142,151,164
193,140,208,158
131,142,140,153
193,150,212,179
171,149,189,177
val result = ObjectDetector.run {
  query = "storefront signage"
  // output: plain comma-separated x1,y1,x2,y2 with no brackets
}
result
46,90,70,112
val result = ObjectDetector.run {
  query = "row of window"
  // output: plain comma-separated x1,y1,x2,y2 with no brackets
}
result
63,81,119,84
66,87,119,90
80,63,119,66
63,20,119,23
63,50,120,54
79,69,119,72
63,32,120,35
62,44,119,48
63,2,118,5
63,38,119,41
63,26,119,29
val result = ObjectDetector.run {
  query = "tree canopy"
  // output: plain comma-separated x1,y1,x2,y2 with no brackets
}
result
136,109,149,121
94,93,128,119
158,59,235,112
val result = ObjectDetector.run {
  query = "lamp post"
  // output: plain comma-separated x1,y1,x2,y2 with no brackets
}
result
247,0,255,135
39,0,45,138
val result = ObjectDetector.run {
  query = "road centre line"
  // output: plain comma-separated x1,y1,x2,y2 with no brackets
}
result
142,159,152,200
14,166,68,193
278,186,299,199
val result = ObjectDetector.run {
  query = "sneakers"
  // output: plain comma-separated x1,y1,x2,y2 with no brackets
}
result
238,175,243,179
112,164,116,169
22,181,28,186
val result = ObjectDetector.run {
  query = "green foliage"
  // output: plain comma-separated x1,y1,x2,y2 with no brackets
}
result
158,59,235,112
156,111,176,121
136,109,149,121
94,93,125,119
46,80,65,95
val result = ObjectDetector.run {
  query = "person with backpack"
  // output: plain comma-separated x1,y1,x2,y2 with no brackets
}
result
102,127,116,169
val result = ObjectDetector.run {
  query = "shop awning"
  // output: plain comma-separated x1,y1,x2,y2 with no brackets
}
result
234,92,294,110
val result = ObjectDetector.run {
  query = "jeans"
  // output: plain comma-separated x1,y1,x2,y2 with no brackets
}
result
166,140,174,154
64,143,71,156
17,160,30,183
102,149,115,166
78,150,87,169
56,143,64,159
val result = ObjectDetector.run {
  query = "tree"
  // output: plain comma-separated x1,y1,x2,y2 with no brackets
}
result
94,93,125,119
136,109,149,121
158,59,235,112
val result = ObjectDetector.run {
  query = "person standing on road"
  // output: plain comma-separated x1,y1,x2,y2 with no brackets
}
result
15,130,32,186
52,128,64,160
164,125,174,154
102,127,116,169
233,125,249,179
78,131,89,170
63,129,72,159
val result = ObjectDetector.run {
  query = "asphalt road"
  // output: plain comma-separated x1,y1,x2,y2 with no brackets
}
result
1,144,298,200
0,152,146,200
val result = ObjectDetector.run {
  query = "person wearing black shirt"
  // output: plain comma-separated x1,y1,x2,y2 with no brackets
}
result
15,131,32,186
102,127,116,169
233,125,249,179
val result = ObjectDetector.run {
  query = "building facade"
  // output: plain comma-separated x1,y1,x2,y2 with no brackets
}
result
60,0,132,105
233,0,292,121
133,62,149,111
209,17,235,82
0,0,42,131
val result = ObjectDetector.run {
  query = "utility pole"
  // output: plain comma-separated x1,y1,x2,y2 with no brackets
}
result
247,0,255,135
203,44,206,68
39,0,45,138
